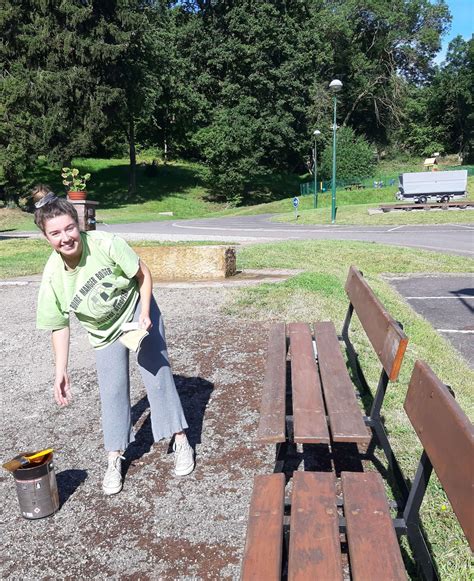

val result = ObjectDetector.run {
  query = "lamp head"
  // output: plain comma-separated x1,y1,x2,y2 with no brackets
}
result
329,79,343,93
313,129,321,136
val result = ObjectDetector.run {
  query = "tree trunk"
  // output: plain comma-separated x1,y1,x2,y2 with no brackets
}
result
128,115,136,196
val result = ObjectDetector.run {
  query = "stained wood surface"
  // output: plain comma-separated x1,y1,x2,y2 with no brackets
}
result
404,360,474,550
314,322,370,444
342,472,407,581
345,266,408,380
257,323,287,444
289,323,330,444
288,472,342,581
240,474,285,581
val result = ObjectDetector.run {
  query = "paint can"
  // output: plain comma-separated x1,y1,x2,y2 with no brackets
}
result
13,452,59,519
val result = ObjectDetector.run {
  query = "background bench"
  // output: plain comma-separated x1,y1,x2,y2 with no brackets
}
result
242,361,474,580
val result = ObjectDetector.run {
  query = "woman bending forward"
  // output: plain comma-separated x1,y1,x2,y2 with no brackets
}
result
34,186,194,495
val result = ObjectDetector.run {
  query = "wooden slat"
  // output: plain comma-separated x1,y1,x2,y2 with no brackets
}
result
345,266,408,380
257,323,287,444
314,322,370,444
241,474,285,581
289,323,330,444
342,472,407,581
288,471,342,581
404,360,474,550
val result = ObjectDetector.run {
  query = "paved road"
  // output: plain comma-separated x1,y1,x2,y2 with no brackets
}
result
98,214,474,257
390,275,474,368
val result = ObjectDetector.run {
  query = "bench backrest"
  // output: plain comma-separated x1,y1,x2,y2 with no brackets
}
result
404,360,474,551
345,266,408,381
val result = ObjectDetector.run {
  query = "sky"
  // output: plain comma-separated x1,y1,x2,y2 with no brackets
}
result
436,0,473,63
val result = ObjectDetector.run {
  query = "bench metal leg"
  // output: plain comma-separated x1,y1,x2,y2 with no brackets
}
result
362,369,410,504
341,302,354,342
370,418,410,505
369,368,389,419
403,451,439,581
406,523,438,581
274,442,288,473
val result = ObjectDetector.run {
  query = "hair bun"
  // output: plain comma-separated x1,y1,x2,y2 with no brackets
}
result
30,185,57,208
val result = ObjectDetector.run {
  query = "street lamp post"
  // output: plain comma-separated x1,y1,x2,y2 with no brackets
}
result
313,129,321,209
329,79,343,223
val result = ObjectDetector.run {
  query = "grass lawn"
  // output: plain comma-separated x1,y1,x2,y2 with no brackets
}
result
230,240,474,580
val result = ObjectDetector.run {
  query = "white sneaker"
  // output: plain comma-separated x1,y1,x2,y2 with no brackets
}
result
102,455,125,495
173,437,195,476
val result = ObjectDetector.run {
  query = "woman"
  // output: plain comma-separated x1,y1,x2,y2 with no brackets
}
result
33,185,194,495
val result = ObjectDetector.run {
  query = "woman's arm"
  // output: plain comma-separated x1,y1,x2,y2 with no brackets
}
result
51,327,71,406
134,259,153,331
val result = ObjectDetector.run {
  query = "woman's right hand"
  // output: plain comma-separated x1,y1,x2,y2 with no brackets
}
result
54,371,72,406
51,327,71,407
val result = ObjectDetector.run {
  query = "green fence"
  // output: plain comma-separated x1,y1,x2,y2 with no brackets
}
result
300,166,474,196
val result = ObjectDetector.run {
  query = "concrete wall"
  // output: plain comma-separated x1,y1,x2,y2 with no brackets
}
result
133,245,237,281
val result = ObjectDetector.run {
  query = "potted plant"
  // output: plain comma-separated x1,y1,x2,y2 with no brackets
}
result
62,167,91,201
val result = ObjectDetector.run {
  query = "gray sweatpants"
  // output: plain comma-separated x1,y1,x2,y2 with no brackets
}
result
95,296,188,452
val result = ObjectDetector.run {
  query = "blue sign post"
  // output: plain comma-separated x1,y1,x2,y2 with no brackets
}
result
293,196,299,220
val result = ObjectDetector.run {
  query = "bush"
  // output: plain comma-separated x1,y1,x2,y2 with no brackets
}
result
320,126,376,182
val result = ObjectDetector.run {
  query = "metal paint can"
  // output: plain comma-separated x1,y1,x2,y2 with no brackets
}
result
13,452,59,519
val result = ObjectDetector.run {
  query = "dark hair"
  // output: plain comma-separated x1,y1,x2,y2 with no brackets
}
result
32,185,79,233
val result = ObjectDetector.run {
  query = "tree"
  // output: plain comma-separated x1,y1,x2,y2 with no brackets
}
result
320,126,376,182
1,1,126,200
1,0,171,200
429,36,474,159
107,1,172,194
174,0,451,202
392,85,446,156
179,1,320,203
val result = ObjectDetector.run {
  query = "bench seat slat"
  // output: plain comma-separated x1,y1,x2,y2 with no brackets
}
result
241,474,285,581
314,322,370,444
257,323,287,444
342,472,407,581
289,323,330,444
288,472,342,581
404,361,474,550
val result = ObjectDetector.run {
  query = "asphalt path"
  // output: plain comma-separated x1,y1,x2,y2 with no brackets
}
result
98,214,474,257
390,275,474,368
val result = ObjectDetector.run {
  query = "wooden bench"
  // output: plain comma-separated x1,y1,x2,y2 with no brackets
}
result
241,361,474,580
257,266,408,478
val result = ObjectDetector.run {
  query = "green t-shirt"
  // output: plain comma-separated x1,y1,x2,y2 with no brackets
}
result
37,231,140,349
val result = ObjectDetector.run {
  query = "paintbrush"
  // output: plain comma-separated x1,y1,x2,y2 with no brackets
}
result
2,448,54,472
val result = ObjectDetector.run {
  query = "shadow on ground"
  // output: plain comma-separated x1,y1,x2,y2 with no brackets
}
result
57,469,88,508
122,374,213,476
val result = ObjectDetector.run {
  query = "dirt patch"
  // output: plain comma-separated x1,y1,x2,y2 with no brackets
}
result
1,282,273,580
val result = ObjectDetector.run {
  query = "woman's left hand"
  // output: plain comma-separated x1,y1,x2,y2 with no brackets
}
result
139,313,152,331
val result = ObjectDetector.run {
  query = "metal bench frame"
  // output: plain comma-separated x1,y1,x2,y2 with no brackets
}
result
341,298,410,502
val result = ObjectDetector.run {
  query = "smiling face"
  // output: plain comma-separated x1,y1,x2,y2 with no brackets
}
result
44,214,83,267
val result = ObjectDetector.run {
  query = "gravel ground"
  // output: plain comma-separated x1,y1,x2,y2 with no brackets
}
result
1,277,274,580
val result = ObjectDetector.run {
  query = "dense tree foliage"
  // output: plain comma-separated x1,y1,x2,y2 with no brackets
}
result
429,36,474,160
320,127,376,182
1,0,168,199
1,0,471,205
